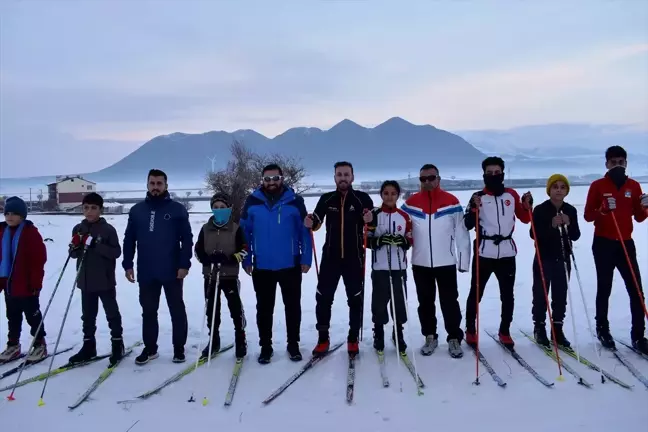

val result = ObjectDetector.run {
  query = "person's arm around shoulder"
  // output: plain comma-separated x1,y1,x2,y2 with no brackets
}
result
176,203,193,279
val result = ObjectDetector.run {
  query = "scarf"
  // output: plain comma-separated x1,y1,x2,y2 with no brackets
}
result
0,222,25,279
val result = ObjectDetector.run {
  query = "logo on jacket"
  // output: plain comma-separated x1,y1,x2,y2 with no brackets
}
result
505,199,511,207
625,190,632,198
164,213,171,220
349,205,355,211
397,225,403,232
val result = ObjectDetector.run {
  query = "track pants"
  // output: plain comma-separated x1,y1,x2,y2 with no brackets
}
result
4,293,46,344
204,276,245,340
80,289,123,340
465,256,516,334
531,257,569,325
592,236,645,340
371,270,407,328
252,266,302,347
138,279,188,352
315,257,364,338
412,265,464,341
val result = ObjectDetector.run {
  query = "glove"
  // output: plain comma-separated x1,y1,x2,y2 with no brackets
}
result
69,233,88,251
376,234,393,247
391,234,408,249
209,250,228,265
641,193,648,209
231,250,248,264
601,196,616,213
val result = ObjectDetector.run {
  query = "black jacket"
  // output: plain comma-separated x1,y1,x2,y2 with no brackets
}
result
70,218,121,292
311,188,374,263
529,200,581,262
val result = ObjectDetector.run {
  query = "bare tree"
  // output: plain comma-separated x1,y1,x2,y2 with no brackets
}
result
197,190,204,197
205,140,312,222
171,192,194,211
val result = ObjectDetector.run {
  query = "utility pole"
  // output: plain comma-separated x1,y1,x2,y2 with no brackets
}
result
29,188,32,211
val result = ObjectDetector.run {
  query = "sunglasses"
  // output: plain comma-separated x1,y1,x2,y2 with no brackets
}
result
263,175,283,182
419,175,438,183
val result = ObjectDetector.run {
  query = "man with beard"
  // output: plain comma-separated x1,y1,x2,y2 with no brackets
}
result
304,161,374,357
240,164,312,364
584,146,648,354
123,169,193,364
463,157,533,349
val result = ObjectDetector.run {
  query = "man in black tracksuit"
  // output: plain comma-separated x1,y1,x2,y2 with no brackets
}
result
529,174,580,348
305,162,374,357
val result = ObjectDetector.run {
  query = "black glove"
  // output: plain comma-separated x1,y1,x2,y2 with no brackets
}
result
209,250,228,266
377,234,393,247
391,234,408,249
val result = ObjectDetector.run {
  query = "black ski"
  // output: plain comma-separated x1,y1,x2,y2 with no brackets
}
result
346,354,356,404
614,338,648,362
468,344,507,387
0,346,75,381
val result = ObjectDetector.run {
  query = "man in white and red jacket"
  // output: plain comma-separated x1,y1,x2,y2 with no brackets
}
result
402,164,471,358
464,157,533,349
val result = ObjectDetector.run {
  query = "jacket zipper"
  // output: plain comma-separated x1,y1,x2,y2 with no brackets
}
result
428,192,433,267
340,193,346,259
494,197,501,259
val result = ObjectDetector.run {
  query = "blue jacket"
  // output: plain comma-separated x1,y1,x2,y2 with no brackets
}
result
240,187,312,271
122,192,193,283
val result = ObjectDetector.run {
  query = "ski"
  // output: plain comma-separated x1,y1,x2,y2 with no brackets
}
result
262,342,344,405
0,353,27,366
614,338,648,362
520,329,592,388
468,344,507,387
68,341,142,410
346,354,356,404
376,350,389,388
486,330,554,388
224,357,244,406
0,346,74,381
117,343,233,404
0,352,110,393
556,344,632,389
399,352,425,394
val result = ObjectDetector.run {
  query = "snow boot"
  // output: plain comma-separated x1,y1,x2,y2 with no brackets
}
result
498,329,514,350
373,325,385,352
391,326,407,354
0,342,21,362
69,338,97,364
552,322,571,348
533,323,550,348
465,329,477,347
312,332,330,357
26,339,47,363
596,327,616,350
258,345,273,364
109,338,125,366
287,342,302,361
347,334,359,357
632,337,648,355
448,338,463,358
201,333,221,359
235,330,247,359
172,346,186,363
420,334,438,356
135,346,159,365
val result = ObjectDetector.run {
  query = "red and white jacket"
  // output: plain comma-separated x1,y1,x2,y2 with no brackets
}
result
367,206,412,271
464,188,531,259
401,189,470,271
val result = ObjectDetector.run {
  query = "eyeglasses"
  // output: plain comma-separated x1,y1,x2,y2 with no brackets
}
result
419,175,438,183
263,175,283,182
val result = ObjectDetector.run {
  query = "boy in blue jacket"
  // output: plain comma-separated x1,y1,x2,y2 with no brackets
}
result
240,164,312,364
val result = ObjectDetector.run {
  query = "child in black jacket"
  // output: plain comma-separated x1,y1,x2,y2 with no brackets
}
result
529,174,581,348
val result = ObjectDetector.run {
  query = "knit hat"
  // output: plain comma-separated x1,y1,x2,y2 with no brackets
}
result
546,174,570,196
82,192,104,208
3,196,28,219
210,192,231,207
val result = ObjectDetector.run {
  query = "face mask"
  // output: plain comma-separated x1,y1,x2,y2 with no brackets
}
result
483,173,505,195
607,166,627,188
212,208,232,226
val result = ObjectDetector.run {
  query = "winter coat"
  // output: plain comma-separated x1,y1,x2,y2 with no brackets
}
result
195,216,247,280
240,187,312,271
529,200,580,263
70,217,122,292
122,191,193,283
367,205,412,271
0,221,47,297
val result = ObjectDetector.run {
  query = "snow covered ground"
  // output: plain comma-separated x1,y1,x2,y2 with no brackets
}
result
1,185,647,432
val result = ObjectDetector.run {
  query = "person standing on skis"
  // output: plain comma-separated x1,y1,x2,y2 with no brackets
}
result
0,197,48,363
194,193,248,360
529,175,581,348
584,145,648,354
240,164,312,364
401,164,470,358
464,157,533,349
122,169,193,365
304,161,374,357
367,181,412,355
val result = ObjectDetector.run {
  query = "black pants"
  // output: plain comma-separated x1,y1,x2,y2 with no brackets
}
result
371,270,407,328
138,279,188,352
4,293,46,343
465,256,516,333
593,236,645,340
81,289,123,340
252,266,302,347
315,257,364,338
531,257,569,325
413,265,463,341
204,276,245,338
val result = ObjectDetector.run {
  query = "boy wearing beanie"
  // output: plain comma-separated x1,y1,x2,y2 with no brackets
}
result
528,174,580,348
0,197,48,363
68,192,126,366
194,192,248,359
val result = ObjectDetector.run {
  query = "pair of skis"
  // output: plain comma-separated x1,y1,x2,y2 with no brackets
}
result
374,349,424,394
0,346,74,381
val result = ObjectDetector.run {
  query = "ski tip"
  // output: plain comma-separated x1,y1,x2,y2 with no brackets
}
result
37,398,45,407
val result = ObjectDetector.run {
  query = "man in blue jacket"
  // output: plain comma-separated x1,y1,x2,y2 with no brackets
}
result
122,169,193,365
241,164,313,364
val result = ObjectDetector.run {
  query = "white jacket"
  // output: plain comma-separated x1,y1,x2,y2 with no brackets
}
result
401,189,471,271
367,206,412,271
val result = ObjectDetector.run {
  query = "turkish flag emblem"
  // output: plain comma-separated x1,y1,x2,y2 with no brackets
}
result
505,200,511,207
397,225,403,232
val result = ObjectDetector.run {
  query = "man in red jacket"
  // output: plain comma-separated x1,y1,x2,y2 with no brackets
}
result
584,146,648,354
0,197,48,363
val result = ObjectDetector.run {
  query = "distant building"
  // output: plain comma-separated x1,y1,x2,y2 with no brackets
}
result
47,175,97,211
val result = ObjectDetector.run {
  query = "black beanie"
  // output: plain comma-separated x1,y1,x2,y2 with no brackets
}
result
82,192,104,208
210,192,230,207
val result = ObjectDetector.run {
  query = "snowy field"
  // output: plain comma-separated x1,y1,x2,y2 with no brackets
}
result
1,185,647,432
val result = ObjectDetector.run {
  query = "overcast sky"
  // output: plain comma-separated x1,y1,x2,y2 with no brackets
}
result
1,0,647,177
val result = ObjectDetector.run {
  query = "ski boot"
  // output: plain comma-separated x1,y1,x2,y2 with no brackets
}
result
258,345,273,364
632,337,648,355
201,332,221,359
27,341,47,363
373,325,385,352
109,338,125,366
533,322,550,348
498,328,514,350
312,332,330,357
287,341,302,361
0,341,21,362
347,333,359,357
172,346,186,363
135,346,159,365
69,338,97,364
465,329,477,347
552,322,571,348
596,327,616,350
420,334,438,356
235,330,248,359
447,338,463,358
391,326,407,354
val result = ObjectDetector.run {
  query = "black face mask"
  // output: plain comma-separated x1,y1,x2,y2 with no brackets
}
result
607,166,627,189
483,173,505,195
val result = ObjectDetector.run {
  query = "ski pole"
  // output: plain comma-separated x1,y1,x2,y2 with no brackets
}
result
359,224,368,342
310,230,319,277
6,255,71,401
610,212,648,321
562,223,606,384
556,220,581,364
528,208,564,380
385,239,403,390
188,265,212,403
202,263,221,406
37,236,93,406
473,205,481,385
